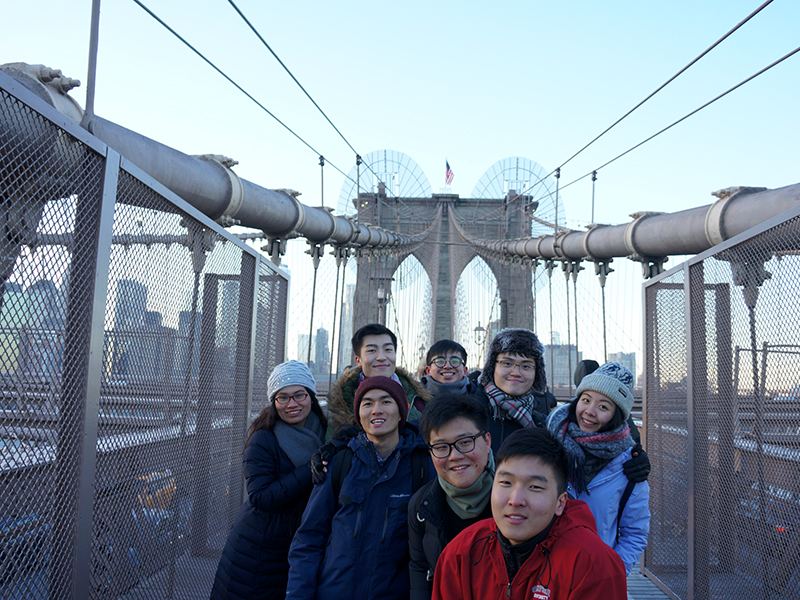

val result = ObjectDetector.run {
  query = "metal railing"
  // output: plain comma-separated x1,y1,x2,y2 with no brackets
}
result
0,71,287,599
644,202,800,600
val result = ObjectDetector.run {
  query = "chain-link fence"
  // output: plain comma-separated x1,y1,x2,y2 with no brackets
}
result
0,72,287,599
644,206,800,600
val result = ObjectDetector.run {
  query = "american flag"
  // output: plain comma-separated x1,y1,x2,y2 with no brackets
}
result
445,160,454,185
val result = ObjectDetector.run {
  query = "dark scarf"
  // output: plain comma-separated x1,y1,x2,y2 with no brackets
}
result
421,375,470,396
547,403,633,494
484,382,540,428
273,411,325,468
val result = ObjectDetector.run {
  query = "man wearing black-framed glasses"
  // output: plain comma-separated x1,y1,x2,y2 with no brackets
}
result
420,339,475,398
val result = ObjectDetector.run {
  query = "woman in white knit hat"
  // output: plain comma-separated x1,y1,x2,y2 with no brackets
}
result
211,360,327,600
547,361,650,575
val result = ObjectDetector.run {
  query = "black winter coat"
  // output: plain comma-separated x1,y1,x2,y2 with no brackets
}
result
408,479,450,600
210,429,314,600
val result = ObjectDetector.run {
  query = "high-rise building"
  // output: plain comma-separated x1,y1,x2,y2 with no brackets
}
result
543,344,582,390
338,284,356,373
19,279,65,383
298,334,311,364
609,351,637,381
315,327,330,373
0,282,27,374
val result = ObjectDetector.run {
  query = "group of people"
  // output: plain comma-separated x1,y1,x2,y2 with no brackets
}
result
210,323,651,600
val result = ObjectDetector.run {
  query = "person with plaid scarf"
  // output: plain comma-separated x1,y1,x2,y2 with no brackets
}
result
474,329,555,453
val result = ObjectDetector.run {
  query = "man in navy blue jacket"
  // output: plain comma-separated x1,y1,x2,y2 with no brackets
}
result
286,376,431,600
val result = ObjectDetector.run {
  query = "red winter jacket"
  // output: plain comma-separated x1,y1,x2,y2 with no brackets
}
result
431,499,627,600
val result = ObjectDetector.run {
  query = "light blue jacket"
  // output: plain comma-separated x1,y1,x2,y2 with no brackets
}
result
567,447,650,574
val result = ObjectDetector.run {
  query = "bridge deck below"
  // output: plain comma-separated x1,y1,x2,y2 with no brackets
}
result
116,554,671,599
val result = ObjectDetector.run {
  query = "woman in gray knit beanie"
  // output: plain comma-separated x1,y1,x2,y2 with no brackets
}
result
546,361,650,575
211,360,328,600
473,328,555,453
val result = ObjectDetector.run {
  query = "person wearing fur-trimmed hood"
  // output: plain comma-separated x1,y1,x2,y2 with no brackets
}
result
325,324,431,440
473,328,556,453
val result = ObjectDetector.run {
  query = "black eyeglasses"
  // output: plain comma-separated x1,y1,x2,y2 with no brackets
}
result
429,356,464,368
274,391,309,405
428,432,485,459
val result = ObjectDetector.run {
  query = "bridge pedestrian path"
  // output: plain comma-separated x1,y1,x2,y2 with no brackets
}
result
116,555,671,599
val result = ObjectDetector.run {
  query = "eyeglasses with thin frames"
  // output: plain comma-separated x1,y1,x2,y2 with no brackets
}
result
429,356,464,368
274,391,309,405
427,432,485,459
496,359,535,373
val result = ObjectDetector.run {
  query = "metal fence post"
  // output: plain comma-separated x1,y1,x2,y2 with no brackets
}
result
684,262,695,600
70,148,120,599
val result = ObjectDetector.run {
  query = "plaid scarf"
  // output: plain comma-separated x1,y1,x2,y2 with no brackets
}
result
484,382,540,428
547,403,633,494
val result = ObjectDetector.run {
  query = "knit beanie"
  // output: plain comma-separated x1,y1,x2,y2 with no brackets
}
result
267,360,317,403
479,328,547,394
573,359,600,387
575,361,634,420
353,376,409,429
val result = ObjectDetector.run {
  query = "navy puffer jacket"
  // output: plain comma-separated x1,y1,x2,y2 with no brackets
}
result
210,429,313,600
286,425,431,600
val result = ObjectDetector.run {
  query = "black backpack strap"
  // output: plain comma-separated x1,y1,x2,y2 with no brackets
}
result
331,447,355,503
616,479,636,544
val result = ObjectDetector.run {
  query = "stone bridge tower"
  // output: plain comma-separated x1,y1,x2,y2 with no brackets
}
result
352,185,535,346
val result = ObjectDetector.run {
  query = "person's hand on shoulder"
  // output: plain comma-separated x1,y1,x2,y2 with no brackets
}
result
310,424,360,485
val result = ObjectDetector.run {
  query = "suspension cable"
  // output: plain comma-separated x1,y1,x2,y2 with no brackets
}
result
565,274,573,397
327,251,343,389
555,0,776,173
519,43,800,206
226,1,410,204
129,0,355,182
227,0,361,156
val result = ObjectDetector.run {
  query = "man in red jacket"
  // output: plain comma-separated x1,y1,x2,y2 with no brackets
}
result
432,428,627,600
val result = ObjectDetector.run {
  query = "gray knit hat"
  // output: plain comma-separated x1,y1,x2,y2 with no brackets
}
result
575,361,634,419
267,360,317,403
479,328,547,394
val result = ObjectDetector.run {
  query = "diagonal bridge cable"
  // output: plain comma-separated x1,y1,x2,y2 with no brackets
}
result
506,0,778,206
225,0,420,212
130,0,356,183
529,44,800,207
556,0,776,173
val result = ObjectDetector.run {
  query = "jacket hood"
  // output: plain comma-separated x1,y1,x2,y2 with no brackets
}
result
479,328,547,394
327,366,431,434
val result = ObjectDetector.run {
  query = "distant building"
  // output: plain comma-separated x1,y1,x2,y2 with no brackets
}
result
338,284,356,374
298,333,311,363
18,279,65,383
609,351,636,381
315,327,330,374
543,343,582,390
0,282,27,374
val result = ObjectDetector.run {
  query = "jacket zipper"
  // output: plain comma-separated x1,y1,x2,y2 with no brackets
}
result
506,582,512,597
380,505,390,543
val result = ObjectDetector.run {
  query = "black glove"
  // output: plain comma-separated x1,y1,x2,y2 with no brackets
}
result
531,410,548,429
622,444,651,483
310,424,359,485
333,423,360,442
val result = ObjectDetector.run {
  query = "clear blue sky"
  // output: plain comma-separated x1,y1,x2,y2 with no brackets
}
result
4,0,799,227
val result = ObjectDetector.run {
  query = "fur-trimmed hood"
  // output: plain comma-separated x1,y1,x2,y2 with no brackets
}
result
479,328,547,394
326,365,431,439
